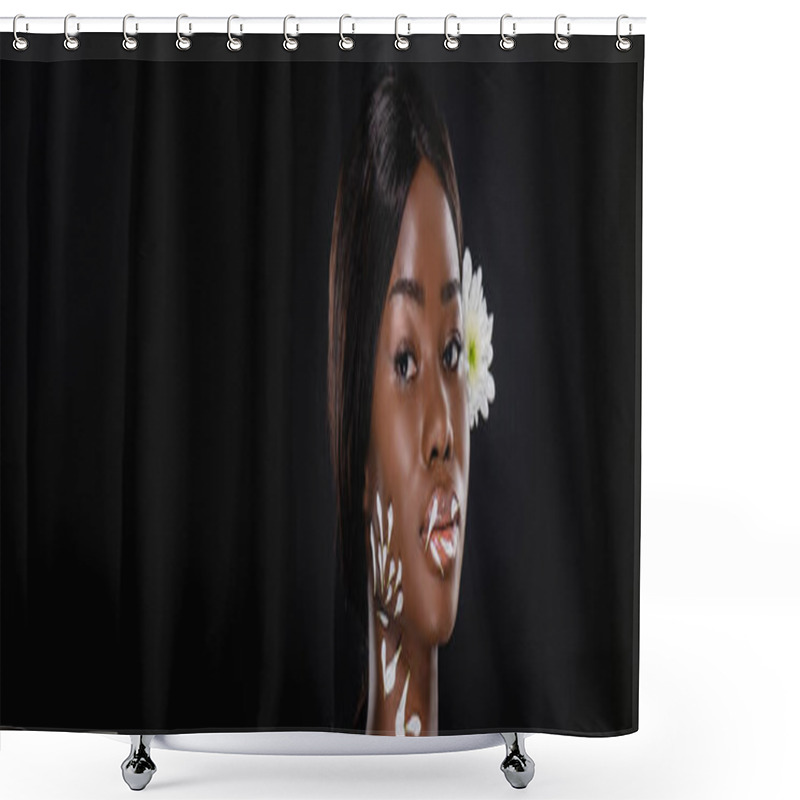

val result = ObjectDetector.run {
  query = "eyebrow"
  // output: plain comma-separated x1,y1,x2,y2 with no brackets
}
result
389,277,461,307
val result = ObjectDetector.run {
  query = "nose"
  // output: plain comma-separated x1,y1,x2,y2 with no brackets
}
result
422,370,454,467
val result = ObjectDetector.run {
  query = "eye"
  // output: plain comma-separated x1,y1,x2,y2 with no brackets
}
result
443,334,462,372
394,346,418,383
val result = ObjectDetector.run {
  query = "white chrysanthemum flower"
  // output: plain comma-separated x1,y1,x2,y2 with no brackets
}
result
461,247,495,429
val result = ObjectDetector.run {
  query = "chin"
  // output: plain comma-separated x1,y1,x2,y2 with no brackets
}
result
413,584,461,646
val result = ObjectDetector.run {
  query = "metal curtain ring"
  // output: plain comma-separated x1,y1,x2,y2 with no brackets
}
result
122,14,138,51
444,14,460,51
394,15,410,50
616,14,632,51
500,14,516,50
339,14,354,50
176,13,192,50
227,15,242,51
64,13,80,51
283,15,298,51
12,14,29,51
554,14,570,51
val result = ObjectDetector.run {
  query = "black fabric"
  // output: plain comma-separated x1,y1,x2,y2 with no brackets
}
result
1,34,643,735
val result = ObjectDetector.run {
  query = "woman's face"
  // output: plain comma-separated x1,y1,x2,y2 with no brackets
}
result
364,157,470,647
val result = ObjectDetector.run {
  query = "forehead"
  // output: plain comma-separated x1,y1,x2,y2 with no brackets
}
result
391,158,459,284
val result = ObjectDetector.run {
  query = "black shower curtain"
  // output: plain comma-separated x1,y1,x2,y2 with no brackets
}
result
1,32,643,736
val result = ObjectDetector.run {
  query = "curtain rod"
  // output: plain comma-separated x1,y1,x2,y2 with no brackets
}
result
1,16,646,37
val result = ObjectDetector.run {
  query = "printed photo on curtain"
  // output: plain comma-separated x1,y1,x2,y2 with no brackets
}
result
1,26,643,749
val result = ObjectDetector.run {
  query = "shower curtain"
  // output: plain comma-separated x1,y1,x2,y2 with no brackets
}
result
1,29,644,737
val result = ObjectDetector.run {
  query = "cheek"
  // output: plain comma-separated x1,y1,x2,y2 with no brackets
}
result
388,405,420,476
451,379,470,472
374,383,421,485
375,378,470,504
370,371,470,518
369,374,421,544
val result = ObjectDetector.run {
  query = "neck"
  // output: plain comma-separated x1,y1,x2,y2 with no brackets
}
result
365,589,438,736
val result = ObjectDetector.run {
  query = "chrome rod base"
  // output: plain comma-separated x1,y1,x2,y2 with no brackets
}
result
500,733,535,789
121,735,157,791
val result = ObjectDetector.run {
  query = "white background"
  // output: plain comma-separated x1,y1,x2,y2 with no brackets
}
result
2,1,799,798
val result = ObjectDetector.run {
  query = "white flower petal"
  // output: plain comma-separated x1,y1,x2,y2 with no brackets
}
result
486,372,496,402
425,496,438,552
395,671,410,735
376,491,383,544
461,246,495,430
383,639,402,697
430,542,443,576
440,536,455,559
369,523,377,592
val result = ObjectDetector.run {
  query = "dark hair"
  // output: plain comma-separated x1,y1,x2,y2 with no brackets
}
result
327,65,463,723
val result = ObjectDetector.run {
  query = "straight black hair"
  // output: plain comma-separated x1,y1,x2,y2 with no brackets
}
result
327,65,463,726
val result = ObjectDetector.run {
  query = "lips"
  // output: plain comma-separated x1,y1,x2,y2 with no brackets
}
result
420,487,460,577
